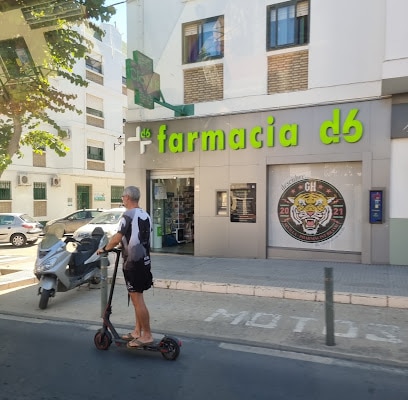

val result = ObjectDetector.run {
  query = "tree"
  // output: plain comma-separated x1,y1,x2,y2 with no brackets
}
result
0,0,116,177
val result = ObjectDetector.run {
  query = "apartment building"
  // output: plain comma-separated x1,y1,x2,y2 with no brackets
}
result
1,22,126,222
124,0,408,264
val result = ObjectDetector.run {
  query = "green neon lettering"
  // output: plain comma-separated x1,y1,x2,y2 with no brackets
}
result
202,130,225,151
343,109,363,143
249,126,263,149
320,109,341,144
169,132,184,153
267,116,274,147
158,124,167,153
279,124,298,147
187,131,199,152
229,128,245,150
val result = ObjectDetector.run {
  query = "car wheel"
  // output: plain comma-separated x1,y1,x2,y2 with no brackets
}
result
10,233,27,247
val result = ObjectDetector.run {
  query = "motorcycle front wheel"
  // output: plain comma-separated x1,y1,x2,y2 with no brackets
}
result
39,289,51,309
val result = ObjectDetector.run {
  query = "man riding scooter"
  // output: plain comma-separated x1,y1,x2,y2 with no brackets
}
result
97,186,154,349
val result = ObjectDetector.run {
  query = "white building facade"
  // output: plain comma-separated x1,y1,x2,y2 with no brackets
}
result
124,0,408,264
1,22,126,222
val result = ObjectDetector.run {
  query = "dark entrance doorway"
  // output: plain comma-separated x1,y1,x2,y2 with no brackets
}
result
77,185,91,209
150,177,194,255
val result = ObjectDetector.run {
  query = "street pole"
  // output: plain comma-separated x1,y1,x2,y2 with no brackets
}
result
324,267,335,346
100,254,109,318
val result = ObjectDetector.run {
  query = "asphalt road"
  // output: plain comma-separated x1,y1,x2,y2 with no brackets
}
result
1,315,407,400
1,242,408,368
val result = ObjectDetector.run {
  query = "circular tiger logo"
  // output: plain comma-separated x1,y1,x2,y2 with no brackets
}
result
278,179,346,243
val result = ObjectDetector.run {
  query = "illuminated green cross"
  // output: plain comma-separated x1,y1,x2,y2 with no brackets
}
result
126,50,194,116
126,50,160,110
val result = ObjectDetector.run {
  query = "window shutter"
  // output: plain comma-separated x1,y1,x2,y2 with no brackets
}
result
184,23,198,36
86,94,103,111
297,1,309,17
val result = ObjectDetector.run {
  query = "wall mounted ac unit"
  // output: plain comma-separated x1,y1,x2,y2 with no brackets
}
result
51,175,61,187
18,174,30,186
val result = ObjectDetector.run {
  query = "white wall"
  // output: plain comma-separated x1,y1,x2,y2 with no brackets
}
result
126,0,393,122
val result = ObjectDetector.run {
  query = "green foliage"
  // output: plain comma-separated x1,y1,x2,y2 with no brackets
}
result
0,0,116,177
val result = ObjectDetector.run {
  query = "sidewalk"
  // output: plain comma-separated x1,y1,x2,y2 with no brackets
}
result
1,253,408,309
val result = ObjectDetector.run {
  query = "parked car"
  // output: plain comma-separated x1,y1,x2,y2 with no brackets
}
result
45,208,104,235
0,213,43,247
73,208,125,240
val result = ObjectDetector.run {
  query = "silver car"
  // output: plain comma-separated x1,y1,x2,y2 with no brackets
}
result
73,208,124,240
0,213,44,247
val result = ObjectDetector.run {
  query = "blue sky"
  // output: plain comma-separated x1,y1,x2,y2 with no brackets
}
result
107,1,127,40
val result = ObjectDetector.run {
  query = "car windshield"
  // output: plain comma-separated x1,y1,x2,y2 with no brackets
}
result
20,214,36,223
89,211,123,224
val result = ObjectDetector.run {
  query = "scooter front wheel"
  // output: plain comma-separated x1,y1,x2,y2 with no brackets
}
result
94,329,112,350
39,289,51,310
160,337,181,361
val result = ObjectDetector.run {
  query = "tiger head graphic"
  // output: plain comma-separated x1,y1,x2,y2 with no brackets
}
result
288,192,335,235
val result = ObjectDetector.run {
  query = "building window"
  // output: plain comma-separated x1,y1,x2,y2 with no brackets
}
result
86,56,103,74
267,0,309,50
87,146,104,161
0,181,11,200
183,15,224,64
33,182,46,200
86,94,104,128
86,107,104,118
111,186,124,203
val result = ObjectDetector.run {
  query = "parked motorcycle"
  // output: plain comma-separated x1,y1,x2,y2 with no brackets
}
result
34,223,108,309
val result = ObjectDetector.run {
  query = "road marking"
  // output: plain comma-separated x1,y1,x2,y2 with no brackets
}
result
0,255,29,263
206,308,405,344
219,343,408,375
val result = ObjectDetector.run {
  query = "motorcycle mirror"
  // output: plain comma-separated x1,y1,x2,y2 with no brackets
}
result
66,242,78,253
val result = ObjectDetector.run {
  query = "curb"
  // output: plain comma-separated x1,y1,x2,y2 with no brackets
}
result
2,274,408,309
0,277,37,291
126,277,408,309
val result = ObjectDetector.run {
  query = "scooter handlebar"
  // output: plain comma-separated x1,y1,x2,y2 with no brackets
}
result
101,247,121,255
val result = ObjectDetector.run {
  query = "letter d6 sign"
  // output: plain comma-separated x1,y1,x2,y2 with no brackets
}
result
320,108,364,144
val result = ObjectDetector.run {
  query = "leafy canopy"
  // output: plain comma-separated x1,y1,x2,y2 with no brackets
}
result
0,0,117,176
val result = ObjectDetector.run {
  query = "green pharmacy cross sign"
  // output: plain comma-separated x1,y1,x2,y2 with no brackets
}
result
126,50,194,117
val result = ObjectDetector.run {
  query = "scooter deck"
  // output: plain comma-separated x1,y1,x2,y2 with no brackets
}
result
115,338,160,350
126,341,158,351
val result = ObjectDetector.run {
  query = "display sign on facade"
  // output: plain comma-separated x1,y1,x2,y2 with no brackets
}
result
277,178,346,243
369,190,383,224
230,183,256,223
269,162,362,252
133,107,364,154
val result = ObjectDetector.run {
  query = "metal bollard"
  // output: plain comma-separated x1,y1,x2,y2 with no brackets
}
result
324,267,335,346
100,254,109,318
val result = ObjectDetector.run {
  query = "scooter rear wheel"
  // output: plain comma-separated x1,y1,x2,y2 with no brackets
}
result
160,337,180,361
94,329,112,350
39,289,51,310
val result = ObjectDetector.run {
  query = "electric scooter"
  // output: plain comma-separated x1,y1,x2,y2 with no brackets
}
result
34,223,108,310
93,247,181,361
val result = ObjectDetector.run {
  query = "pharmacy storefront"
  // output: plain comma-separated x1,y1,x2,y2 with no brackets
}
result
125,98,391,263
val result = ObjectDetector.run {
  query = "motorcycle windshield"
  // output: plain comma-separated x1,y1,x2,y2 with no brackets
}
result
41,223,65,248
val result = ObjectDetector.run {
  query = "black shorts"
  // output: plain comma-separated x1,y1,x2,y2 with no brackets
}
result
123,259,153,293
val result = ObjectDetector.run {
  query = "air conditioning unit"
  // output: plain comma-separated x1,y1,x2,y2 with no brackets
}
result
17,174,30,186
51,175,61,187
